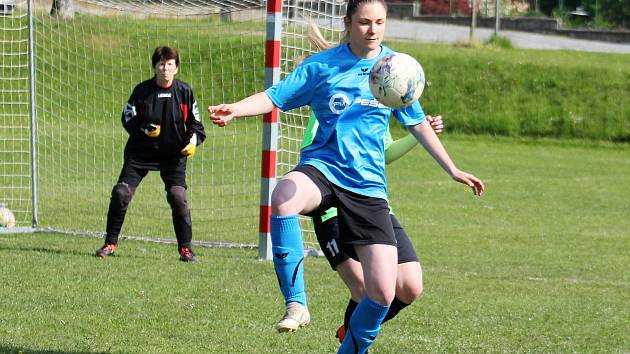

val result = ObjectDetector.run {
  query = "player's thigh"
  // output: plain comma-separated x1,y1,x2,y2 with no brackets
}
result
354,243,397,305
271,171,322,215
159,163,187,189
116,162,148,188
336,258,365,302
313,214,366,300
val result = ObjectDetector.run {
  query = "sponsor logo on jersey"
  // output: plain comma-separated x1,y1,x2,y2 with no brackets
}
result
329,93,350,114
328,93,388,114
353,97,387,109
157,93,172,98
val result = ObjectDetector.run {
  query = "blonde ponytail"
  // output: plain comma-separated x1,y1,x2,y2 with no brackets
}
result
292,20,349,70
307,21,333,51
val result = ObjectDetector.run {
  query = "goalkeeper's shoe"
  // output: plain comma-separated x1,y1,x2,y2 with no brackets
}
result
335,324,346,343
95,243,117,258
275,302,311,333
179,247,197,263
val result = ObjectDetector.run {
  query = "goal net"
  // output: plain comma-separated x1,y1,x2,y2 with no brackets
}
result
0,0,346,255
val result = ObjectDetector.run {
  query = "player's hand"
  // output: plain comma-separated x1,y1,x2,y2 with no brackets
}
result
208,104,236,127
451,169,485,196
181,142,196,158
142,123,161,138
427,115,444,135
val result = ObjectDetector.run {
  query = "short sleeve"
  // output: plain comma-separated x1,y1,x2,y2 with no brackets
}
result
393,100,425,126
265,62,317,112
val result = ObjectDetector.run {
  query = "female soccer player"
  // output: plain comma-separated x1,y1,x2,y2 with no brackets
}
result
209,0,484,352
306,111,443,343
96,46,205,262
301,21,443,344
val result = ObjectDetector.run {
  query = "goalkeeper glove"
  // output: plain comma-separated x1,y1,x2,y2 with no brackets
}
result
181,133,197,158
142,123,161,138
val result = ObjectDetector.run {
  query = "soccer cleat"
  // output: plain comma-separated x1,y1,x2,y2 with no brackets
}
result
95,243,117,258
276,302,311,333
335,324,346,343
179,247,197,263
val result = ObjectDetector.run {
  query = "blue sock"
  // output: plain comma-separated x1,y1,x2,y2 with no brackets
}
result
337,296,389,354
271,215,307,305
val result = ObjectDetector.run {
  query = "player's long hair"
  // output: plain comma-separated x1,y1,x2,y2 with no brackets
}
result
292,22,330,70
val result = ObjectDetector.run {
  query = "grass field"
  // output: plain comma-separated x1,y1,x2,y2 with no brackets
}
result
1,135,629,353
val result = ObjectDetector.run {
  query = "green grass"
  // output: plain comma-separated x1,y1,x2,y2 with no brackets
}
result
485,34,514,49
1,135,629,353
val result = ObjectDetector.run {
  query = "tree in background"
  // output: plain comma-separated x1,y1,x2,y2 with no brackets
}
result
586,0,630,28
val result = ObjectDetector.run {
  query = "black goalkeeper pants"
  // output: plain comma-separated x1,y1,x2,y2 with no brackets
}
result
105,160,192,248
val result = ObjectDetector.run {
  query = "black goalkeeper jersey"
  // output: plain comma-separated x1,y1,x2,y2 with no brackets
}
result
121,78,205,169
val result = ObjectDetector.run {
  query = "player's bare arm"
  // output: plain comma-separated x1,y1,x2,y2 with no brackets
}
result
386,115,444,164
408,121,484,196
208,92,275,127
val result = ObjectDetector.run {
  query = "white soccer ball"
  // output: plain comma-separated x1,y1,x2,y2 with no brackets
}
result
369,52,426,109
0,207,16,228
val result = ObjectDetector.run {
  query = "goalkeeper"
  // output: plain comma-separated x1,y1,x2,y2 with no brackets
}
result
95,46,205,262
305,111,443,342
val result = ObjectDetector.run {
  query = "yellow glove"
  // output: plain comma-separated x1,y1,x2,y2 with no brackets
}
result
181,142,196,158
181,133,197,158
142,124,161,138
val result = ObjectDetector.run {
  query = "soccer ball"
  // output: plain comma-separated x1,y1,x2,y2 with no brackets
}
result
369,52,425,109
0,207,16,228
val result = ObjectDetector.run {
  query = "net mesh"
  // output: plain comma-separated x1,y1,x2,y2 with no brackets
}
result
0,1,31,226
0,0,345,251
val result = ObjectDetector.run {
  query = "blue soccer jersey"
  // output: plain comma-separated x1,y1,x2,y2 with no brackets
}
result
265,44,425,200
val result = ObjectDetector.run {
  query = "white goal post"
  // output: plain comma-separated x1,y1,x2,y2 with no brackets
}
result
0,0,346,258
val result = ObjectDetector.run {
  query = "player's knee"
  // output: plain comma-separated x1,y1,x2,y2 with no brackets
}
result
111,182,132,206
270,188,295,215
166,186,188,212
396,262,423,303
348,284,366,302
397,281,423,304
367,286,396,306
270,178,311,215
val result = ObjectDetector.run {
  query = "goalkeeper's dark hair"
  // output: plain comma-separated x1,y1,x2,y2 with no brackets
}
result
151,46,180,68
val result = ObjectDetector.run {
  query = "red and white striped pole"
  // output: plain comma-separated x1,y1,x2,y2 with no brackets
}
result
259,0,282,260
